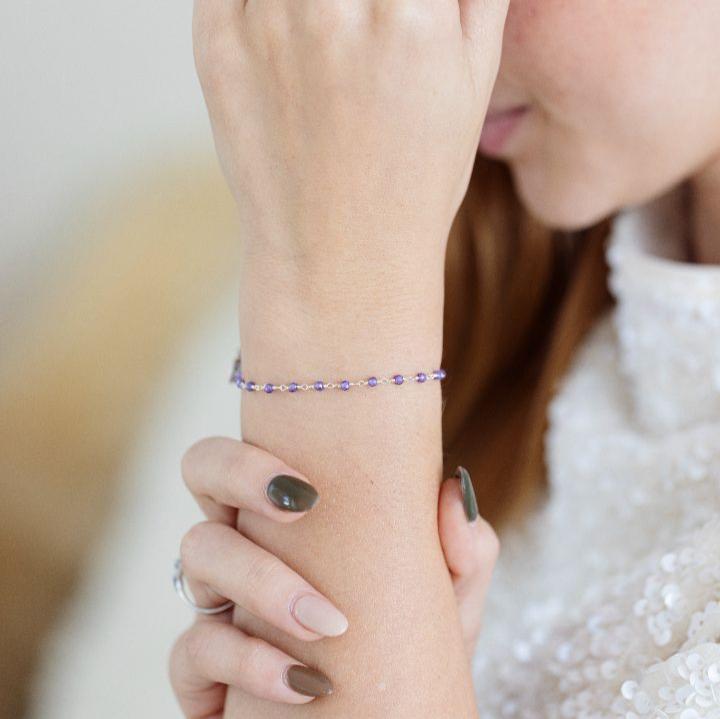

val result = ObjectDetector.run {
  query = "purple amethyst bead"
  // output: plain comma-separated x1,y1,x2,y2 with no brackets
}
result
416,372,427,383
234,374,243,387
263,383,274,394
246,381,255,391
288,382,298,393
393,374,404,385
432,369,447,380
340,380,351,391
368,377,378,387
314,381,325,391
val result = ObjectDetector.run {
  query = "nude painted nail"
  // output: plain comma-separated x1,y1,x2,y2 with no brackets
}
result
284,664,334,698
455,465,479,523
292,593,349,637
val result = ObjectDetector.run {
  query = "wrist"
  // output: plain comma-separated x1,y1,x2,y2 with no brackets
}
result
238,249,446,380
241,207,453,269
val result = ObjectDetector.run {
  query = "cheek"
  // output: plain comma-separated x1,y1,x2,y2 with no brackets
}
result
505,1,622,123
499,1,693,229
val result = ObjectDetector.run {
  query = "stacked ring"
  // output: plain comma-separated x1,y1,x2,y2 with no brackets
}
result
172,558,234,616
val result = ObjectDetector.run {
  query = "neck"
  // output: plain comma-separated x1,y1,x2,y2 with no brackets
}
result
689,151,720,264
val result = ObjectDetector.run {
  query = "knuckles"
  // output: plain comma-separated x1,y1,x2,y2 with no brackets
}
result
179,521,214,568
249,1,448,47
193,0,455,96
239,636,268,679
243,552,281,594
182,624,214,671
179,441,203,490
168,631,187,690
369,0,441,38
299,1,367,36
171,623,220,688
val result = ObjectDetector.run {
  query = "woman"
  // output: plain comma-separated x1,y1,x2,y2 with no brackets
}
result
170,1,720,717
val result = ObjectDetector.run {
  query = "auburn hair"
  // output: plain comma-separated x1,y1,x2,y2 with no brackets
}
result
442,157,612,528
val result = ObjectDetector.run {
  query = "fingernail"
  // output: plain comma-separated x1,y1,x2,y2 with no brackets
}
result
266,475,319,512
284,664,334,698
292,593,349,637
455,466,479,523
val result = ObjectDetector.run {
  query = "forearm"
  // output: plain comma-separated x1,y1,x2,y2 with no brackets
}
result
224,247,478,717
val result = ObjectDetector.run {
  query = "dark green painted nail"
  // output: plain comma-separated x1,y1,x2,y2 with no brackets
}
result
455,466,479,523
266,475,319,513
284,664,333,698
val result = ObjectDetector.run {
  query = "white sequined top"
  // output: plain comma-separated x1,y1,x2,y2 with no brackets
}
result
472,185,720,718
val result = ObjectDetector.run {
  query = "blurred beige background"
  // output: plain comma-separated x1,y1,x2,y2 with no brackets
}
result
1,2,244,716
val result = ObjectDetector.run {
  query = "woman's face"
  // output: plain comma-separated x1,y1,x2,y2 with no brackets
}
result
481,0,720,230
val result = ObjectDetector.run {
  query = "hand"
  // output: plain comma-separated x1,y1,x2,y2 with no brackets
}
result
169,437,500,717
193,0,510,262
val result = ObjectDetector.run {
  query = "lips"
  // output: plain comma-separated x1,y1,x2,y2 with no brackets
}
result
479,105,529,156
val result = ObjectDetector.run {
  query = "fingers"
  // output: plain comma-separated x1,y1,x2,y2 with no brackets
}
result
439,468,500,584
458,0,510,78
439,468,500,655
194,0,240,32
180,521,348,641
181,437,319,525
459,0,510,41
243,0,460,43
170,621,333,713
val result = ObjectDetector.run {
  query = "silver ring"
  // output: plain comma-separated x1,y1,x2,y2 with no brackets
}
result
173,559,234,615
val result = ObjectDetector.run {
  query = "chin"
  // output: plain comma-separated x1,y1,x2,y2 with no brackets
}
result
508,161,620,232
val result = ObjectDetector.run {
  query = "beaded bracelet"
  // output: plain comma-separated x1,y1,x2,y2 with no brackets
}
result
229,354,446,394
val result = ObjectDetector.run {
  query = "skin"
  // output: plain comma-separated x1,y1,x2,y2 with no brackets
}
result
490,0,720,245
171,0,720,716
170,439,496,715
177,2,508,718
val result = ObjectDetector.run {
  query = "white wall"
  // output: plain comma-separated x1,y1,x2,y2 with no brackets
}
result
0,1,214,318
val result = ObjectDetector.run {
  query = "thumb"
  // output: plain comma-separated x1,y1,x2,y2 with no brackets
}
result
458,0,510,83
439,467,501,657
438,467,500,582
